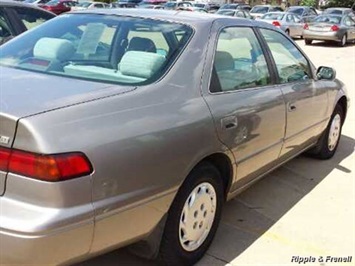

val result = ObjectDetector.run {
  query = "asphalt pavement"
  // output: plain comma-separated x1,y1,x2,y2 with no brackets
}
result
76,40,355,266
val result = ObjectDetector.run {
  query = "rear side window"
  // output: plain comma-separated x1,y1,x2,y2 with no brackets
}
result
13,7,54,30
210,27,271,93
260,28,311,84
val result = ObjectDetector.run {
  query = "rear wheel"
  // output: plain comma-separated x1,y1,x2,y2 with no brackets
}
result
310,104,344,159
339,34,347,47
159,163,224,266
305,39,313,45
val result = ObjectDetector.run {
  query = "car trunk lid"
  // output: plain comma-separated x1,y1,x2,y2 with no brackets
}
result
0,66,135,195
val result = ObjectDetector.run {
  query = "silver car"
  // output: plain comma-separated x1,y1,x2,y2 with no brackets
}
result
303,14,355,46
0,9,349,266
259,12,305,38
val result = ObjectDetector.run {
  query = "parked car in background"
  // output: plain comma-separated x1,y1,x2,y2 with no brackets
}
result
216,9,253,19
303,14,355,46
219,3,251,11
23,0,51,5
163,1,192,10
40,0,76,14
250,5,283,19
117,0,142,8
323,7,354,17
287,6,318,22
72,1,108,10
259,12,304,38
139,0,166,5
0,0,55,45
0,8,349,266
137,3,162,9
193,2,219,13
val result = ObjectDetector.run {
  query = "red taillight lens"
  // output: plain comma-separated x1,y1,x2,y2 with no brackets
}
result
0,147,11,172
304,23,309,30
272,21,281,27
0,147,92,182
331,25,339,31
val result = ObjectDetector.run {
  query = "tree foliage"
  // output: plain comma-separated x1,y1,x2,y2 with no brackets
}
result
326,0,354,8
301,0,317,7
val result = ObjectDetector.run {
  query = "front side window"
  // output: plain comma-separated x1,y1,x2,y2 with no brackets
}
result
0,14,193,85
260,28,311,84
210,27,271,93
13,7,54,30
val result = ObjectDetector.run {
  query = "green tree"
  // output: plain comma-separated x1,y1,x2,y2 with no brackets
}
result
326,0,354,8
301,0,317,7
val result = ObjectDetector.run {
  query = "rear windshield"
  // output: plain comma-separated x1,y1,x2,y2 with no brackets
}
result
0,14,193,86
250,6,269,14
288,7,304,16
261,13,284,20
314,15,341,24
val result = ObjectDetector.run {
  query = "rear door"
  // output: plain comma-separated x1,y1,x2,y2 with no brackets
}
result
202,23,286,189
258,28,329,157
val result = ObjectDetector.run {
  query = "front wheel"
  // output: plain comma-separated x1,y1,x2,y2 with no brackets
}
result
305,39,313,45
159,163,224,266
310,104,344,159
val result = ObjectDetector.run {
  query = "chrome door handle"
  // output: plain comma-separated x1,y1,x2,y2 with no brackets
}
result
221,116,238,130
288,103,297,112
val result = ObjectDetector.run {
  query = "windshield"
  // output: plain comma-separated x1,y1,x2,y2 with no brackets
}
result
164,2,176,7
261,13,284,20
325,9,343,15
250,6,269,13
314,15,341,24
78,2,91,7
220,4,237,10
0,14,193,86
194,3,205,8
46,0,59,6
288,7,304,16
217,10,234,16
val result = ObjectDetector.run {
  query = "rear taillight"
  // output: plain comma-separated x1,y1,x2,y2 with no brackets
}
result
304,23,309,30
272,21,281,27
0,147,92,182
331,25,339,31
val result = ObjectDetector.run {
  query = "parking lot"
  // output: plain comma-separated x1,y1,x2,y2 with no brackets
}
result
75,41,355,266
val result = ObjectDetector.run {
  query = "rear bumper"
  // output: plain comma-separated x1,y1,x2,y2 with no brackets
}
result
0,174,95,265
303,30,342,42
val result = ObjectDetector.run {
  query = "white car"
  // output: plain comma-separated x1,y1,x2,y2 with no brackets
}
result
72,1,108,10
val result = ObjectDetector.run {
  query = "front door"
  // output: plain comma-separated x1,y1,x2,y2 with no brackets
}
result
258,28,329,157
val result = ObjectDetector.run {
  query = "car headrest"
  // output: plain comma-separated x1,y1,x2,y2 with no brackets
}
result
214,51,234,71
120,51,165,79
34,38,75,61
127,37,157,53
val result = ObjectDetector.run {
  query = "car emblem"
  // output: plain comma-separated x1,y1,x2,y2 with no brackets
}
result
0,135,10,145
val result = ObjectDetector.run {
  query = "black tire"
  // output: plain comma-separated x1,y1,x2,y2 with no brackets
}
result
310,104,344,160
339,34,347,47
305,39,313,45
159,162,224,266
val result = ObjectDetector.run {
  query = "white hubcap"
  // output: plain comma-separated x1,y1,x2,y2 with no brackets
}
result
179,182,217,252
328,114,341,151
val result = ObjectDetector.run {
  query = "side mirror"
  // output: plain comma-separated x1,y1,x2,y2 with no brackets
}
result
317,66,336,80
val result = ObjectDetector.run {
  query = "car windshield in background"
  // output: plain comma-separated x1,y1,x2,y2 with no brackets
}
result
314,15,341,24
288,8,303,16
261,13,284,20
220,4,237,9
194,3,205,8
46,0,60,6
217,10,234,16
0,14,193,85
78,2,92,7
250,6,268,13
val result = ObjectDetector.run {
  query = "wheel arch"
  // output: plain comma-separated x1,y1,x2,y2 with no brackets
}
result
337,96,348,124
197,152,234,201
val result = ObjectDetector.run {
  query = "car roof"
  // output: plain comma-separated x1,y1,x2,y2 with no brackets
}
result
71,9,221,22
